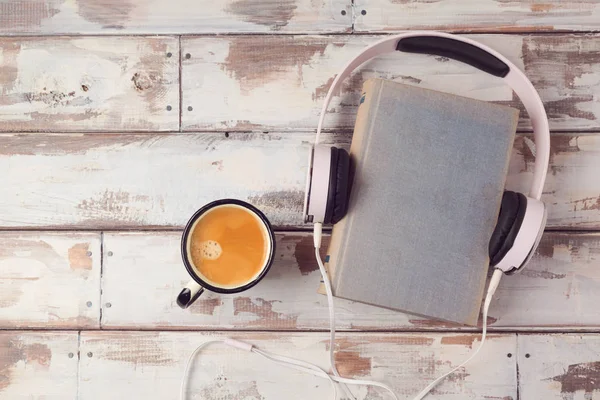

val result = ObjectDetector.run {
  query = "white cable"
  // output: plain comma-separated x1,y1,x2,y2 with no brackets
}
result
179,246,503,400
313,224,357,400
180,340,225,400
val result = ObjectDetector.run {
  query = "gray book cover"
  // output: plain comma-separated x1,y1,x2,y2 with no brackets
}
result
323,78,518,326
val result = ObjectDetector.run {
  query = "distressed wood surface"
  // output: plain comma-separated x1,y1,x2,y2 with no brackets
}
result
0,132,310,229
182,34,600,132
0,37,179,132
0,0,351,35
0,132,598,229
0,232,101,329
354,0,600,32
0,331,78,399
518,334,600,399
79,331,516,399
100,231,599,331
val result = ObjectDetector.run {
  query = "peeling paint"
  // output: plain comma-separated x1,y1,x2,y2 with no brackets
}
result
552,361,600,395
199,379,264,400
0,338,52,392
68,243,92,271
189,297,223,316
335,351,372,376
223,37,328,94
0,1,61,30
233,297,298,328
226,0,297,30
520,269,567,280
441,335,479,348
77,0,134,29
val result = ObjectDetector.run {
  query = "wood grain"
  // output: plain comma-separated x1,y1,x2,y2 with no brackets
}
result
0,0,351,35
0,37,179,132
0,132,598,229
101,231,600,331
0,132,312,229
79,331,516,399
0,232,101,329
518,334,600,399
181,34,600,132
354,0,600,32
0,331,78,399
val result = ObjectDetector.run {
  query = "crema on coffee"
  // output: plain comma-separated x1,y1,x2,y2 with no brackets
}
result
186,204,270,289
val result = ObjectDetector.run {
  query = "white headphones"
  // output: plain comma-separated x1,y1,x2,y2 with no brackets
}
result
303,31,550,275
181,32,551,400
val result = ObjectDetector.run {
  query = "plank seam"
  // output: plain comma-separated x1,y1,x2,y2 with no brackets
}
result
1,30,599,39
99,232,104,329
0,227,595,233
516,333,521,400
76,330,81,400
351,0,356,33
2,128,600,135
178,35,183,133
5,327,600,333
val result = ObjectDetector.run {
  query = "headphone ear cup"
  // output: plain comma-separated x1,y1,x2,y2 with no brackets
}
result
331,148,351,224
489,191,527,266
323,147,351,224
323,147,338,224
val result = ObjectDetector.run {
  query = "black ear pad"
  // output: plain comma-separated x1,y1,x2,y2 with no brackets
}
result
323,147,351,224
331,148,350,224
489,191,527,266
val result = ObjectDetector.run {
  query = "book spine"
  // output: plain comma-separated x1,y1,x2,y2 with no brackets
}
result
327,79,383,294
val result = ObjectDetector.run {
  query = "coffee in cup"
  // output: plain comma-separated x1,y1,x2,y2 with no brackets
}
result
177,199,275,309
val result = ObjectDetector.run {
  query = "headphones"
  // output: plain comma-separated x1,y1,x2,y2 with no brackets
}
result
303,31,550,275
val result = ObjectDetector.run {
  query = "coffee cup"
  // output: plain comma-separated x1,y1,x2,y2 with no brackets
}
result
177,199,276,309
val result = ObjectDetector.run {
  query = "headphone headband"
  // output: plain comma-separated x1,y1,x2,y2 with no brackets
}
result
315,31,550,200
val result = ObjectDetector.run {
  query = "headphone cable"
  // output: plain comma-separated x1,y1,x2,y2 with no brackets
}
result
179,226,502,400
312,222,504,400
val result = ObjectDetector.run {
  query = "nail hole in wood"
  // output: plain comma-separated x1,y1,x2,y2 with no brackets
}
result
107,251,113,257
166,105,172,111
507,353,512,358
188,106,193,111
86,251,92,257
87,352,93,358
341,10,346,15
224,132,229,138
86,301,92,307
68,352,74,358
105,303,112,308
525,353,531,358
185,53,191,59
167,52,172,58
361,9,367,15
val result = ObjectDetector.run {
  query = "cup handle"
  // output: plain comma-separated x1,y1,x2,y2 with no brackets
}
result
177,280,205,309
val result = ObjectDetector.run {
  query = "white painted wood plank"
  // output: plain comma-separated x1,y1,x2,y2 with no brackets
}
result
518,334,600,399
181,34,600,131
0,132,596,229
354,0,600,32
0,232,101,329
0,0,351,34
0,132,316,229
493,233,600,330
101,231,598,331
0,37,179,132
79,331,516,400
0,331,78,399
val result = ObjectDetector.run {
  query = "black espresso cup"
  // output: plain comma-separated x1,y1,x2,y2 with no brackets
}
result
177,199,276,309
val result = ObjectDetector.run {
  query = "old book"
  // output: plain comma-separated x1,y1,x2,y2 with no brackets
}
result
319,78,518,326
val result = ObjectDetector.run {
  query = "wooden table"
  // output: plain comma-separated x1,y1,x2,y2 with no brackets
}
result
1,1,600,399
